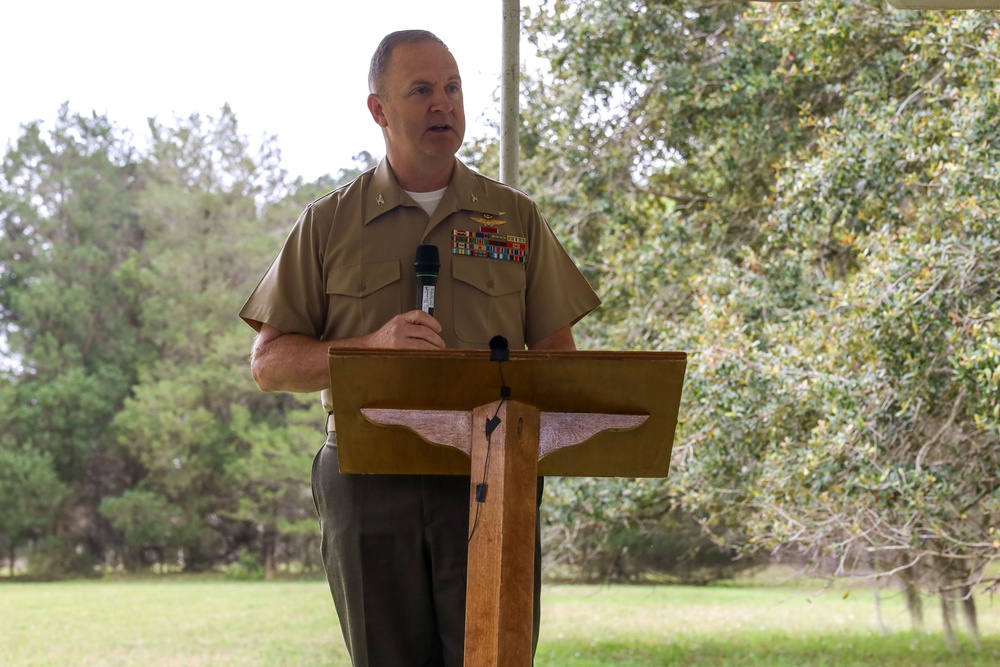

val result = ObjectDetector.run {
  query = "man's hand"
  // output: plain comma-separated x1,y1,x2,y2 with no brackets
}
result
250,311,446,394
367,310,446,350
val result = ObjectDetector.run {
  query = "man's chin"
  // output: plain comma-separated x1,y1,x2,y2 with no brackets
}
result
424,135,463,157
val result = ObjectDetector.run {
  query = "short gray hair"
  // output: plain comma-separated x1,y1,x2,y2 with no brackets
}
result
368,30,449,94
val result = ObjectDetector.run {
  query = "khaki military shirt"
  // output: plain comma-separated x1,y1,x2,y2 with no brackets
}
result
240,157,601,415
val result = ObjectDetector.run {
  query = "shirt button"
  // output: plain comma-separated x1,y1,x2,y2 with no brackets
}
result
356,282,366,293
487,280,495,289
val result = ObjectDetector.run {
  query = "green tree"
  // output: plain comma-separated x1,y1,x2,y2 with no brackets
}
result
0,104,147,575
226,404,318,579
0,445,68,575
0,103,348,576
98,489,178,571
518,1,1000,637
111,105,320,572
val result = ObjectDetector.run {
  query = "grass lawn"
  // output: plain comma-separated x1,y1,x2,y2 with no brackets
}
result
1,576,997,666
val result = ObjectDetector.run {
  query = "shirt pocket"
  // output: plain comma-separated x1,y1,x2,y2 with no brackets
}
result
451,256,526,347
326,259,402,335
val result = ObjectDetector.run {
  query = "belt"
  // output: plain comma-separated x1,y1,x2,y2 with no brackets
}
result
326,413,336,433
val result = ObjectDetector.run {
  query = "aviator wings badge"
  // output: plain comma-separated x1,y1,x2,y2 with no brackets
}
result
470,211,507,226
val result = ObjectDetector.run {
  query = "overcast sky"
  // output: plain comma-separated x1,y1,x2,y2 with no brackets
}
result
1,0,544,182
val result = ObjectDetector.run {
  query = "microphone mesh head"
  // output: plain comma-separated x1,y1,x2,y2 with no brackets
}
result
414,244,440,273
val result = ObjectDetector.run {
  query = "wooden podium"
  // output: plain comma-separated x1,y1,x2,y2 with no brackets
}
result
328,348,686,666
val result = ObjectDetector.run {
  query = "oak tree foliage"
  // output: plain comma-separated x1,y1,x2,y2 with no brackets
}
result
503,0,1000,613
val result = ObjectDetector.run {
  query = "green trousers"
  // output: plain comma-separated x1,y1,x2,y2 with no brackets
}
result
311,432,542,667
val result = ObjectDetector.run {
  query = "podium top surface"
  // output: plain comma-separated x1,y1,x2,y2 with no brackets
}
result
328,348,687,477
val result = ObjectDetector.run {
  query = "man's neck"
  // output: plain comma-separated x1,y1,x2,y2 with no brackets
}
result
387,155,455,192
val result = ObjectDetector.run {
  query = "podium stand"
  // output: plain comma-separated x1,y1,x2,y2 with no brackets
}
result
328,348,686,666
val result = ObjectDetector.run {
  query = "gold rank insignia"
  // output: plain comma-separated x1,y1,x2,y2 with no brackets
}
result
470,211,507,226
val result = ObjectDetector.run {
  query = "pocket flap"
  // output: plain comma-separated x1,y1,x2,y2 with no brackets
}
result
327,260,401,297
452,256,525,297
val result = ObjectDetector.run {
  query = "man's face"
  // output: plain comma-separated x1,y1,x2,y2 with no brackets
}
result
369,40,466,172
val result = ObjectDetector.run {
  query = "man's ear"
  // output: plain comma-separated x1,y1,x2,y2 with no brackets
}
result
367,93,388,128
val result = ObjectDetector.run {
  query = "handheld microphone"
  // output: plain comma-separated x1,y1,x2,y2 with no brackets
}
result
414,244,440,315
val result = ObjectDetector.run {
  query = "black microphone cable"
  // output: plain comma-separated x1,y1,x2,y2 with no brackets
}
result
469,336,510,543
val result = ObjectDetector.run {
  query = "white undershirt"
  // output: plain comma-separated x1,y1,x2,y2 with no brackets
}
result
405,187,448,216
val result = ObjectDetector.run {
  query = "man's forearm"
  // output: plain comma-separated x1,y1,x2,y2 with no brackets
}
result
252,330,386,393
250,312,446,394
251,331,336,393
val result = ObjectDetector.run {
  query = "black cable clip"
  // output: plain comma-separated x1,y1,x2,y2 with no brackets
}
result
485,415,501,438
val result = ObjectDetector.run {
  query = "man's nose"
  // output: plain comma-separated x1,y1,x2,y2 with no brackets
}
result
430,88,453,113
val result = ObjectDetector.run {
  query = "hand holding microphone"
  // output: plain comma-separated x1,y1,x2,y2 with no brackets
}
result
362,245,446,350
368,309,444,349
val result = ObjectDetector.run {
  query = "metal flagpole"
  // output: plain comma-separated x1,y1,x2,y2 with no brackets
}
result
500,0,520,188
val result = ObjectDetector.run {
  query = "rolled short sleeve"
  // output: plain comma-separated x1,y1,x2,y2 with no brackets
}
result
239,206,328,337
522,201,601,346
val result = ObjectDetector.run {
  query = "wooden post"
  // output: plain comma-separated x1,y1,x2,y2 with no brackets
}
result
464,400,539,666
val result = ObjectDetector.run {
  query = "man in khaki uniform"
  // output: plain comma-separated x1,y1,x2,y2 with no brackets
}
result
240,29,600,667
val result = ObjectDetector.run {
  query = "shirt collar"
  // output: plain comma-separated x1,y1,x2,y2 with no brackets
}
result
363,158,407,225
364,157,504,226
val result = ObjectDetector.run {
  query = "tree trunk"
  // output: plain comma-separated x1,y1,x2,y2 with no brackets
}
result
900,568,924,632
873,589,889,636
940,590,959,653
960,585,981,650
262,524,277,581
124,545,138,572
